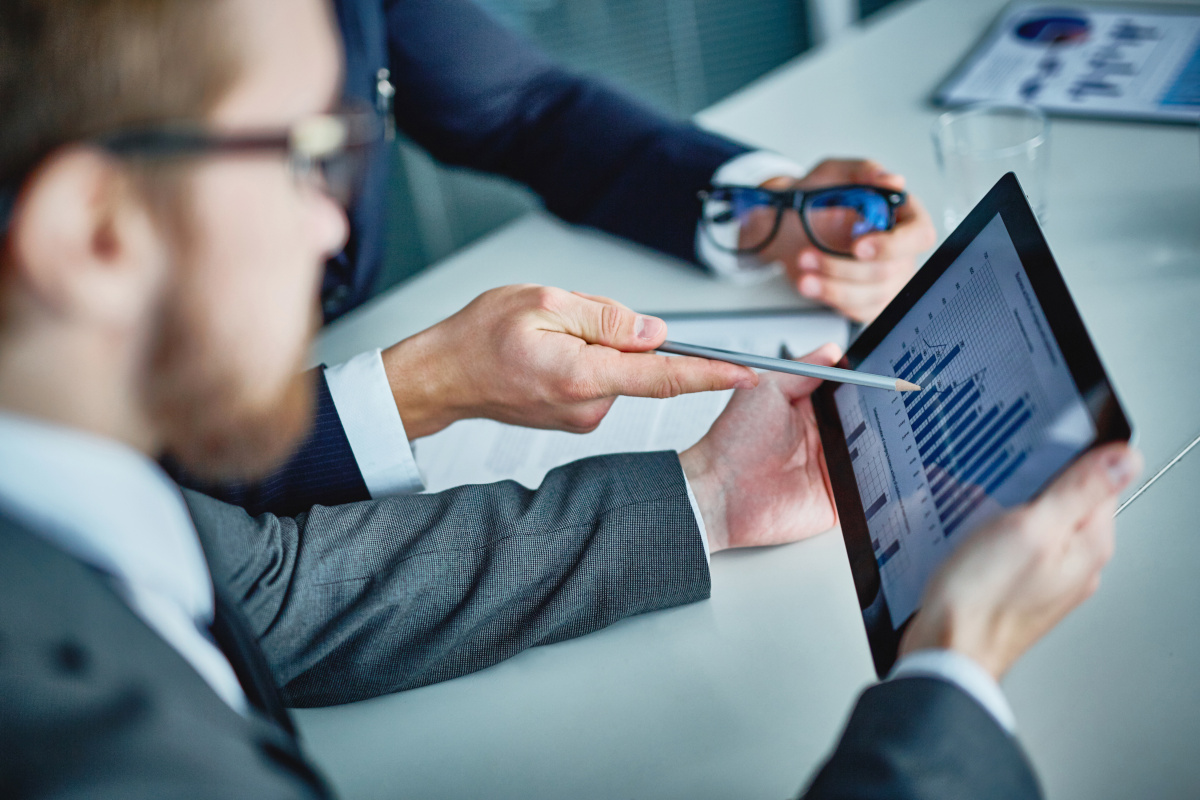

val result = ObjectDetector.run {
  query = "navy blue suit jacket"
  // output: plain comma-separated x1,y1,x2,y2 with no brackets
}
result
177,0,749,515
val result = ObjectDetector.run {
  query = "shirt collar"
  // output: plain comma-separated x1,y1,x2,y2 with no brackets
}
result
0,411,214,624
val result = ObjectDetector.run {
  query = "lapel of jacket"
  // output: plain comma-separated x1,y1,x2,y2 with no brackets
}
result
209,588,296,735
0,510,333,797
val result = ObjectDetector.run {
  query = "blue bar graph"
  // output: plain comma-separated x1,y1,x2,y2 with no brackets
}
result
877,539,901,567
984,450,1028,495
925,344,962,384
898,354,928,381
846,420,867,448
888,340,1036,539
914,384,978,444
923,407,980,466
905,385,940,414
864,492,888,522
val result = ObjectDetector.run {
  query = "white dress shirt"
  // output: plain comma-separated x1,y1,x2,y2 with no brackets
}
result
0,412,249,713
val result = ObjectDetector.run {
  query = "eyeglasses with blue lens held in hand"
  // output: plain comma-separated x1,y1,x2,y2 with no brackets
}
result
697,184,907,258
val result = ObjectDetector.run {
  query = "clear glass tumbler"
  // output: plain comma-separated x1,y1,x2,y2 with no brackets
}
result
932,104,1048,231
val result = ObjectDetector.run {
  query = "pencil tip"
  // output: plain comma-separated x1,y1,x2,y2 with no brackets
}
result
896,380,922,392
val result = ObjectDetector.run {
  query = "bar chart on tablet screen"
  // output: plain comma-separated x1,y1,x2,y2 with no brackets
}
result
834,214,1094,626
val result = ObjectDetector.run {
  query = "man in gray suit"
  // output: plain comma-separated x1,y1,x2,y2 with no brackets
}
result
0,0,1140,797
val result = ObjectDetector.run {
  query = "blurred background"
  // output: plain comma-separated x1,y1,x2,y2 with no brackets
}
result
377,0,904,295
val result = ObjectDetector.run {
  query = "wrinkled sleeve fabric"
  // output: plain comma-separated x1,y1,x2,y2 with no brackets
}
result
185,450,710,708
384,0,749,265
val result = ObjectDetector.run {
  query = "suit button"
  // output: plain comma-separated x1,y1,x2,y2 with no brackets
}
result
322,284,352,317
53,640,89,675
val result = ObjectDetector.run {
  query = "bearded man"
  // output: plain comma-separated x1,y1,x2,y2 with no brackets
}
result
0,1,1138,797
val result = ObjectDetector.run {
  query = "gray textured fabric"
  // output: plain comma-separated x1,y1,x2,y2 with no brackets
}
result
185,450,712,707
0,513,331,799
0,448,1042,798
803,677,1042,799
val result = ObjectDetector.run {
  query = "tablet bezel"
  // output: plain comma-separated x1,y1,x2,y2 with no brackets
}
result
812,172,1132,677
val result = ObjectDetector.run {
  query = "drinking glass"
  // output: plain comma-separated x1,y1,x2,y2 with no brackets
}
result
932,104,1048,231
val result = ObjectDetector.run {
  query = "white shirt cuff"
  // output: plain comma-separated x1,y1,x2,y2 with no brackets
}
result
889,649,1017,734
696,150,808,282
681,473,711,564
323,349,425,497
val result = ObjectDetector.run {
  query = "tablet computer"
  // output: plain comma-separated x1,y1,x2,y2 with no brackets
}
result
812,172,1132,677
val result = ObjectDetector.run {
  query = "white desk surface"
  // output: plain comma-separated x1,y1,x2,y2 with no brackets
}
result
302,0,1200,797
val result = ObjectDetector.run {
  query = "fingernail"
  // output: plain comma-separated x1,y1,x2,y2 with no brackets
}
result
1104,449,1137,491
855,241,876,260
799,276,821,298
635,315,663,341
734,378,757,390
799,252,820,271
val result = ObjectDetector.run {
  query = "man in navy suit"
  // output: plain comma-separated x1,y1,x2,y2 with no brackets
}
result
182,0,939,516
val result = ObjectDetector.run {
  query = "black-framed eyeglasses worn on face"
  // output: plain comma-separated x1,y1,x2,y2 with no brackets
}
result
0,104,383,239
697,183,907,259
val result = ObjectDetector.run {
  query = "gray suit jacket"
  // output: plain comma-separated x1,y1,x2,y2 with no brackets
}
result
0,450,1041,798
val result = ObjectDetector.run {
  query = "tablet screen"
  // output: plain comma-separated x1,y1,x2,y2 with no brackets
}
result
832,212,1096,629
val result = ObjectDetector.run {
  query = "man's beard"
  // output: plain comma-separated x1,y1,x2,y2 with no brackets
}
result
142,284,320,484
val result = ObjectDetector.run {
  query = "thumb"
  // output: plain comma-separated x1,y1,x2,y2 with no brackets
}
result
775,342,845,401
554,291,666,352
1032,443,1141,533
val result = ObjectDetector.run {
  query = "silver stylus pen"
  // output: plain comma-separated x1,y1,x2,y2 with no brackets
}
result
656,341,921,392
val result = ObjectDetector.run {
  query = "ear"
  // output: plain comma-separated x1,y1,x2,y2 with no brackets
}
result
7,147,166,331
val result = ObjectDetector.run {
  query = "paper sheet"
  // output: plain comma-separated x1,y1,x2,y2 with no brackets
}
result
413,311,851,492
936,3,1200,123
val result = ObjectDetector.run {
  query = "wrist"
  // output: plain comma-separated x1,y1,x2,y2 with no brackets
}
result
380,325,469,439
679,445,729,553
900,603,1011,681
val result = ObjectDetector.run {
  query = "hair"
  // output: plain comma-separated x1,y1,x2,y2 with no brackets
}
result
0,0,239,192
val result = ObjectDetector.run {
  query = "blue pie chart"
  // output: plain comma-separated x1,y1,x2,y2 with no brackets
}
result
1014,14,1090,45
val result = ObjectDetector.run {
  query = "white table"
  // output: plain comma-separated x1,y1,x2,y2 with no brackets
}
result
300,1,1200,797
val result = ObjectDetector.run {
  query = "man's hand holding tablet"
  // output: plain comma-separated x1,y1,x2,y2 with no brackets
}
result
902,442,1141,679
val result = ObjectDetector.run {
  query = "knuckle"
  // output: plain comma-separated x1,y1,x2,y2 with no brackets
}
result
600,303,625,343
561,374,597,403
531,285,562,313
651,369,686,399
573,405,608,432
922,225,938,249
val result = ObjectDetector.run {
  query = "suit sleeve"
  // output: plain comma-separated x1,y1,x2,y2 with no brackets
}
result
384,0,750,264
185,450,711,708
167,369,371,517
800,678,1042,800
